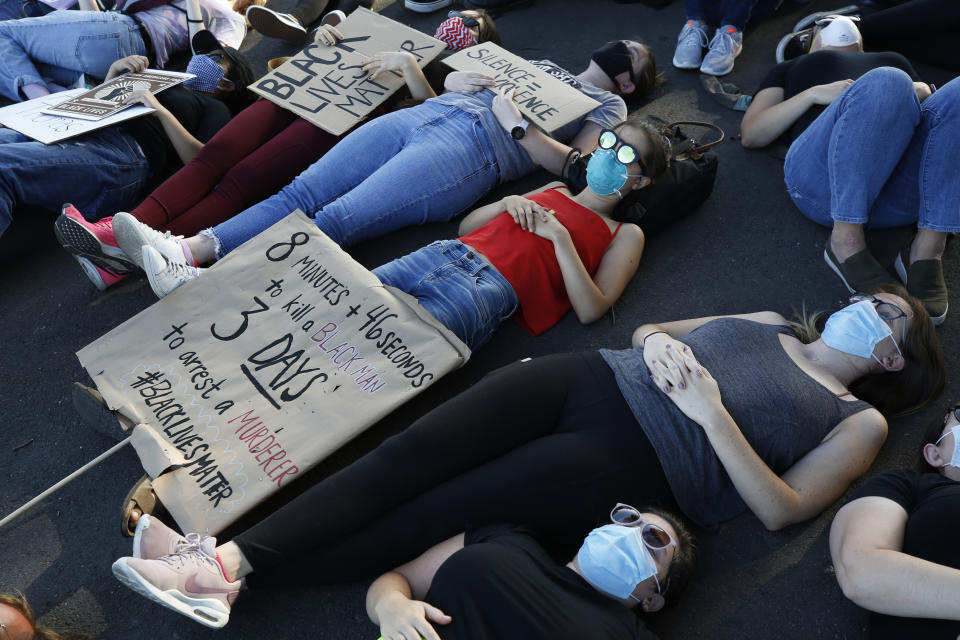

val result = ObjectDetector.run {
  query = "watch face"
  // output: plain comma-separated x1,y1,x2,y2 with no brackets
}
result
511,125,525,140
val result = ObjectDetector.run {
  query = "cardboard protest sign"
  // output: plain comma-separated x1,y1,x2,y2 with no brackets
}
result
42,70,192,121
250,7,445,135
443,43,601,133
0,89,153,144
77,212,469,535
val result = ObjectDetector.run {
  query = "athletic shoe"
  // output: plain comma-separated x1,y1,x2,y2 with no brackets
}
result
321,9,346,26
246,5,306,43
823,244,896,294
775,28,814,63
793,5,860,32
112,212,186,272
673,19,708,69
895,246,948,325
133,513,188,560
404,0,452,13
142,246,204,299
54,204,137,274
70,255,126,291
112,534,240,629
700,26,743,76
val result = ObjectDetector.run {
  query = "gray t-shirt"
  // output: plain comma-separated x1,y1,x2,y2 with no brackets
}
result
600,318,872,529
430,59,627,182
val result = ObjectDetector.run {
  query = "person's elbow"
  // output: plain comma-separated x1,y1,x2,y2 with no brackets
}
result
739,124,768,149
574,302,610,325
831,544,876,607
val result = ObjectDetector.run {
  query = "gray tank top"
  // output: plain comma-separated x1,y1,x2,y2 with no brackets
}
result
600,318,872,529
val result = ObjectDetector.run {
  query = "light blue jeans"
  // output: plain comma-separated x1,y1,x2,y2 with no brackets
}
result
211,101,501,253
785,67,960,233
0,126,150,237
372,240,518,351
0,10,146,100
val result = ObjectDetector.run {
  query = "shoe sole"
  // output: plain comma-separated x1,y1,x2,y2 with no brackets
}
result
70,255,109,291
823,248,856,294
246,5,306,43
112,558,231,629
673,56,702,70
894,252,948,326
404,0,452,12
55,213,137,274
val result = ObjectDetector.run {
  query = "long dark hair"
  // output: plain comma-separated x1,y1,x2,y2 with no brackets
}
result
646,507,697,609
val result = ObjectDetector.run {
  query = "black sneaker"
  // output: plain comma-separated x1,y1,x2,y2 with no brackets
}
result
246,5,306,43
823,244,897,294
895,246,948,325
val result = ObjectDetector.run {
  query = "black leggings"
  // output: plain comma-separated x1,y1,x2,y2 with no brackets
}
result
288,0,374,28
861,0,960,71
233,352,675,586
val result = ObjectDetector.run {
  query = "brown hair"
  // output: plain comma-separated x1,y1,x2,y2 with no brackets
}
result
0,592,66,640
616,114,671,179
645,507,697,608
470,9,501,46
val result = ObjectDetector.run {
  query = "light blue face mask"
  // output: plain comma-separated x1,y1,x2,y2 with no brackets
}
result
576,524,659,600
586,149,643,198
936,425,960,468
821,300,901,361
183,54,225,93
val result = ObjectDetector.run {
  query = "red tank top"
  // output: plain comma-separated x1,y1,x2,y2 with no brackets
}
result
460,188,621,336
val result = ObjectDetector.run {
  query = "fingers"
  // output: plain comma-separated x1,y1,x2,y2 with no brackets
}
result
652,357,685,392
313,25,342,45
424,603,451,625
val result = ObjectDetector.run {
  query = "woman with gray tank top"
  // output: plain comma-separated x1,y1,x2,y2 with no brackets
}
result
110,284,944,629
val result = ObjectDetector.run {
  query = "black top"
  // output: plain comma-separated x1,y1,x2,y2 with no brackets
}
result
426,525,659,640
756,50,918,143
121,86,231,178
851,469,960,640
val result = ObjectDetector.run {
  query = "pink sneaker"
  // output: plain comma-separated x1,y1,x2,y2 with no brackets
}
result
112,534,240,629
71,255,126,291
54,204,138,275
133,513,187,560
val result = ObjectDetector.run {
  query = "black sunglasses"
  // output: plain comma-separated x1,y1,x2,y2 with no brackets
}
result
448,10,479,28
598,129,647,174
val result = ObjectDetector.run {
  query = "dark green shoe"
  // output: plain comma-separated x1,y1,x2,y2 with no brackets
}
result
823,244,897,294
895,247,948,325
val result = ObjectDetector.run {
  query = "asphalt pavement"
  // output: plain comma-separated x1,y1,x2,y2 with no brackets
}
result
1,0,957,638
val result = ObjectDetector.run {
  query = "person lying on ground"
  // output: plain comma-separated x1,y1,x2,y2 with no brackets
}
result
830,402,960,639
740,15,955,325
0,41,252,243
54,14,500,289
109,287,943,628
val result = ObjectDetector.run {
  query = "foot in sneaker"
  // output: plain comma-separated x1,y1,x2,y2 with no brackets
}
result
673,19,708,69
112,534,240,629
246,5,306,43
112,212,187,271
895,245,948,325
70,255,126,291
700,26,743,76
55,204,137,274
824,243,896,294
134,514,188,560
142,245,204,298
405,0,453,13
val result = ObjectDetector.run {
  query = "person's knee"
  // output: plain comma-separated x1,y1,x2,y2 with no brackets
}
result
856,66,915,100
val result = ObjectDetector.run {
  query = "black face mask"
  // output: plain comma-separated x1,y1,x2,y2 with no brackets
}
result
591,41,633,86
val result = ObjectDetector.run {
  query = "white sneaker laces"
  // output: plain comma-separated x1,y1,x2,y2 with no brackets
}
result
710,30,735,56
679,23,708,48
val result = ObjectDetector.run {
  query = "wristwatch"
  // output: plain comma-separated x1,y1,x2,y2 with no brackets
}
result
510,118,530,140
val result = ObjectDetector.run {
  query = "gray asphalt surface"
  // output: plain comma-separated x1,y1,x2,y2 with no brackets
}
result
1,0,958,638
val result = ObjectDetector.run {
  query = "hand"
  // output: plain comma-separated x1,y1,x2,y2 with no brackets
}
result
649,346,725,427
123,89,161,110
376,592,451,640
231,0,260,15
105,55,149,81
913,81,932,102
443,71,495,94
312,23,344,47
641,332,690,380
502,194,550,232
528,208,569,243
362,51,416,82
806,79,853,105
491,87,523,133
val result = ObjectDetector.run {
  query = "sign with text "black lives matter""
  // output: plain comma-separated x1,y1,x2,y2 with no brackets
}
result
77,212,469,535
250,8,445,136
443,43,601,134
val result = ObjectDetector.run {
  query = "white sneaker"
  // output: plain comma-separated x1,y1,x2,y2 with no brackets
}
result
700,26,743,76
142,245,204,299
113,212,186,272
404,0,452,13
673,19,708,69
246,5,306,43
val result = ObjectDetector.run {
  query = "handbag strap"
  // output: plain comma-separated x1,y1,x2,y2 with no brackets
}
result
665,121,725,160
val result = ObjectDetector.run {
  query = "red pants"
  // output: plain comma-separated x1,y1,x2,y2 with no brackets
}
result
131,99,338,235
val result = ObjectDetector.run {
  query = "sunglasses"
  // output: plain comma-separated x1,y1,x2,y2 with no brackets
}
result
598,130,645,173
609,503,675,595
850,292,908,343
448,10,479,28
943,404,960,427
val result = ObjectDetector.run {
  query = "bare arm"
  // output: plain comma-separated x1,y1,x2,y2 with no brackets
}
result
125,90,204,164
631,311,789,348
740,81,853,149
186,0,204,43
362,51,435,102
831,496,960,619
457,181,565,235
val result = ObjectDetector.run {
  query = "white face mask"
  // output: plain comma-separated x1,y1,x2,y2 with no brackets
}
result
936,425,960,468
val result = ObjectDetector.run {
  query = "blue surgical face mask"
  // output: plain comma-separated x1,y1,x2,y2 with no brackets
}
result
586,149,643,198
821,300,901,361
936,425,960,468
184,54,225,93
576,524,659,600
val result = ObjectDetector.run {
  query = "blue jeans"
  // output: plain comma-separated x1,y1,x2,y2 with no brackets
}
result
372,240,518,351
685,0,781,29
785,67,960,233
0,126,150,236
211,101,500,253
0,10,145,100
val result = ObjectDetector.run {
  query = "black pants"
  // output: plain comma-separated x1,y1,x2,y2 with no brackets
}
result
861,0,960,71
289,0,373,28
233,352,675,586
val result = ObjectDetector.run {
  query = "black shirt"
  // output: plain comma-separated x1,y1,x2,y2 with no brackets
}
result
121,86,231,178
850,469,960,640
756,50,918,143
425,525,659,640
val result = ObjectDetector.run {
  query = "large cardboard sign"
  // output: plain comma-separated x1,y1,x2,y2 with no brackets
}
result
42,70,192,121
0,89,153,144
443,43,601,133
250,8,445,135
77,212,469,534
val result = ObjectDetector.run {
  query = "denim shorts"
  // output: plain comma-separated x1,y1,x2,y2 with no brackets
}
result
372,240,518,351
